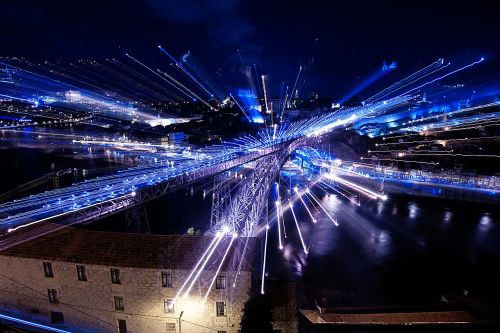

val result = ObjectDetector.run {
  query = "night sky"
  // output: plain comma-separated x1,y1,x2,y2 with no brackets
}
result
1,0,498,97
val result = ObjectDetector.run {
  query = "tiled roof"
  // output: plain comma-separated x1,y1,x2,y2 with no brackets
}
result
313,311,476,324
0,227,258,271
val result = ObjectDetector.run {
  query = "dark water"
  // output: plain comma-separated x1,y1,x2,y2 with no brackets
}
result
0,125,145,193
1,140,499,314
268,190,500,311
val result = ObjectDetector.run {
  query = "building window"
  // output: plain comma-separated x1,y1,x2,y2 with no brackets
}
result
114,296,124,311
161,272,172,288
117,319,127,333
216,301,226,316
43,262,53,278
218,331,227,333
215,275,226,290
48,289,58,303
166,322,176,332
111,268,121,284
76,265,87,281
164,299,174,313
50,311,64,324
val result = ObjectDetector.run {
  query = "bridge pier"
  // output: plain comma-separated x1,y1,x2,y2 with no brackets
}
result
126,204,150,234
125,190,150,233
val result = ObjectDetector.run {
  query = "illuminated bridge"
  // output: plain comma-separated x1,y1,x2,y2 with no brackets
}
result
1,55,497,253
0,97,411,250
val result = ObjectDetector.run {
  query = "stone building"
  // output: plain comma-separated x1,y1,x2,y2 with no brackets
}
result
0,227,257,333
267,280,298,333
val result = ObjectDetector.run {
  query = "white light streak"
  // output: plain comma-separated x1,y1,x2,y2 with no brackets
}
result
305,190,339,226
173,233,221,303
289,202,308,254
202,232,237,303
294,187,316,223
325,174,387,201
276,200,283,249
182,232,225,298
261,224,270,294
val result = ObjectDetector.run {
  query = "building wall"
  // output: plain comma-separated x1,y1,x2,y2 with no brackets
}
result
0,255,252,333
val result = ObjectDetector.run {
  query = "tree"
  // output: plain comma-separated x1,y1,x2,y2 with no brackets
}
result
240,291,274,333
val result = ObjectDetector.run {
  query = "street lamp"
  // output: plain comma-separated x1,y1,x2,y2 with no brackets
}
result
178,311,184,333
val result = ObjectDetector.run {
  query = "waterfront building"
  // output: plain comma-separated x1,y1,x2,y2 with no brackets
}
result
0,228,257,333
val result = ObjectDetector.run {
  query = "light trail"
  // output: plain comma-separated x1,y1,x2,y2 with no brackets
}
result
229,92,251,121
158,45,219,103
288,65,302,107
182,231,226,299
253,64,264,106
108,58,185,102
302,188,320,213
0,95,414,235
173,233,221,303
157,68,214,109
232,222,254,288
398,152,500,158
181,51,227,103
321,158,499,193
325,174,388,201
319,180,360,205
422,121,500,135
404,101,500,125
364,58,446,103
0,313,72,333
395,57,485,98
360,157,439,165
261,75,270,114
125,52,198,101
202,232,237,303
280,200,287,238
294,187,317,223
305,189,338,226
261,223,270,294
281,85,289,120
6,192,136,233
289,201,308,254
375,136,500,147
275,200,283,249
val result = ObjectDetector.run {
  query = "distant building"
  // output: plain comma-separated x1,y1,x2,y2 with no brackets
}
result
160,132,186,145
267,280,298,333
0,228,257,333
298,307,487,332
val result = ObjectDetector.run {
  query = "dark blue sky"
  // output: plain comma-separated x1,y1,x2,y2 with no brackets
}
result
1,0,498,98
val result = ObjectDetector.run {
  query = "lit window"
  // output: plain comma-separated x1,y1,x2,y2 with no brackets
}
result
215,275,226,290
216,301,226,316
114,296,124,311
164,299,174,313
76,265,87,281
161,272,172,288
111,269,121,284
43,262,53,278
166,323,176,332
117,319,127,333
47,289,58,303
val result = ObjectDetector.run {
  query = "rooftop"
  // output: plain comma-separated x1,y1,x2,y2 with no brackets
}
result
300,309,476,325
0,226,257,271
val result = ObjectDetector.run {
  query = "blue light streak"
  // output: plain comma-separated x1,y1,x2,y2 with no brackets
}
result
0,313,72,333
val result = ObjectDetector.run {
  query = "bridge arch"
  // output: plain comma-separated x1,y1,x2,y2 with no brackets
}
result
211,135,331,236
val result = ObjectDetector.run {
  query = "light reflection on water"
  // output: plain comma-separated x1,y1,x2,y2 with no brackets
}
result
408,201,419,219
443,210,453,224
271,184,499,308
